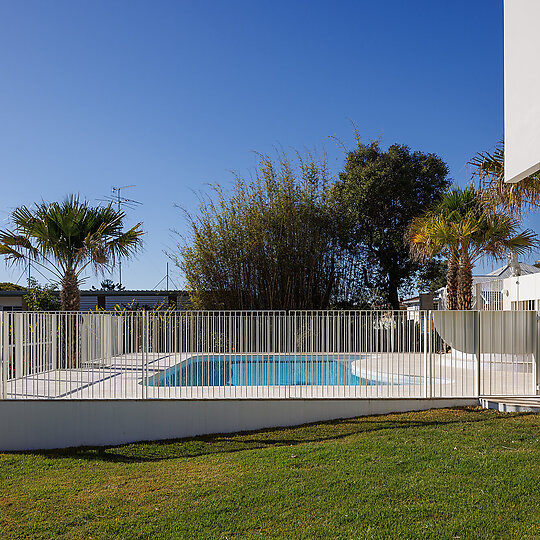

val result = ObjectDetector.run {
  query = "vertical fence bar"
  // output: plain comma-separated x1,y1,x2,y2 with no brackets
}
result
427,310,432,399
143,311,147,399
536,311,540,395
14,313,22,379
476,311,481,398
423,311,428,398
0,312,5,399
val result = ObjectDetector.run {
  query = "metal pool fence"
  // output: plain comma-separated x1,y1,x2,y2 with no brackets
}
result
0,310,538,400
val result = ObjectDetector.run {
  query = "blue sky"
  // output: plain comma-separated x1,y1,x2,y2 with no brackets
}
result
0,0,533,289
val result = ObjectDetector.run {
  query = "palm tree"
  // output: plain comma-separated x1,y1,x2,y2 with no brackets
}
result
0,196,143,311
470,141,540,217
408,188,470,310
408,186,536,310
408,214,459,309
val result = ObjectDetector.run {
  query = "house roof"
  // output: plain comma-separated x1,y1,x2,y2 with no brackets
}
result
485,261,540,278
472,261,540,284
0,289,188,297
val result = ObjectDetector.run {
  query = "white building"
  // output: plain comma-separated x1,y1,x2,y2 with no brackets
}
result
504,0,540,183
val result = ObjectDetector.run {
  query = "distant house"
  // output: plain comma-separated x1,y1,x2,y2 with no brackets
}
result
436,259,540,311
401,293,440,312
471,260,540,311
402,260,540,312
0,289,191,312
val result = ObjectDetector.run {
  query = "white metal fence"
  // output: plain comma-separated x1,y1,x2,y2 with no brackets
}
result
473,279,505,311
0,310,538,400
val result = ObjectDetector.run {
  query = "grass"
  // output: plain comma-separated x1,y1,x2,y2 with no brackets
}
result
0,407,539,539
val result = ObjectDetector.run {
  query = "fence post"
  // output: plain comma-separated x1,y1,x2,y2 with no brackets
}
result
475,311,481,398
51,313,58,370
142,311,147,399
423,311,428,398
0,312,5,399
143,311,150,399
535,311,540,395
14,313,22,377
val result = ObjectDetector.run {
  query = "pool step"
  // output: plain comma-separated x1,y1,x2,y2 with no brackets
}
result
480,397,540,413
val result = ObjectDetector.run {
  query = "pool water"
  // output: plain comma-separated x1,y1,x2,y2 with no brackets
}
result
146,354,422,387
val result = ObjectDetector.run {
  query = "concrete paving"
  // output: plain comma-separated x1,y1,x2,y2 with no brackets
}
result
4,351,535,400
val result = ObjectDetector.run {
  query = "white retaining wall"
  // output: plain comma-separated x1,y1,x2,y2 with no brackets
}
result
0,398,477,451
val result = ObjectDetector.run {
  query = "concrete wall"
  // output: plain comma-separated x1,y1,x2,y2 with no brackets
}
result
0,398,477,451
504,0,540,183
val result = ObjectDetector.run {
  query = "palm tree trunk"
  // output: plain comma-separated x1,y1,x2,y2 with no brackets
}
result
457,263,473,310
61,269,81,311
446,257,459,310
60,269,80,368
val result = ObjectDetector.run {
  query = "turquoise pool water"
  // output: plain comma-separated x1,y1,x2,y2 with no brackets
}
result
146,354,422,387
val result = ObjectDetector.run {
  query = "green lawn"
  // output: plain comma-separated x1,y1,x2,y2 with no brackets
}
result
1,407,539,539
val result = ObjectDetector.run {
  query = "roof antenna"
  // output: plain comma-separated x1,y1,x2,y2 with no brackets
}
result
99,186,142,288
152,263,174,291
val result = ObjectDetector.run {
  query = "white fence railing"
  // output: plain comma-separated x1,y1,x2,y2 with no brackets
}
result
0,310,538,400
473,279,505,311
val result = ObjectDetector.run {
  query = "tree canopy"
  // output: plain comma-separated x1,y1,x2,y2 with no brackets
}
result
174,152,342,310
0,282,26,291
333,140,451,309
0,196,143,310
408,185,536,309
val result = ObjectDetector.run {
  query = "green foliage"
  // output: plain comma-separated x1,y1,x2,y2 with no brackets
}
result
333,139,450,309
23,279,61,311
408,185,537,309
111,300,171,313
0,282,26,291
93,279,125,291
415,259,448,294
470,141,540,217
0,195,143,310
175,151,342,310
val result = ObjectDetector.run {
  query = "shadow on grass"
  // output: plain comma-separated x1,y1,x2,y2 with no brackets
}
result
16,406,533,464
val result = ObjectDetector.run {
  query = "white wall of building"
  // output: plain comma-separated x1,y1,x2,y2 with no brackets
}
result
504,0,540,183
0,398,476,451
503,272,540,310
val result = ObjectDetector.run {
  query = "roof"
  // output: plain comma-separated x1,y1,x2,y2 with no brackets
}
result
82,290,188,296
486,261,540,277
472,261,540,284
0,289,188,297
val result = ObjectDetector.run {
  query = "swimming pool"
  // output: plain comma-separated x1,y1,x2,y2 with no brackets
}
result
146,354,423,387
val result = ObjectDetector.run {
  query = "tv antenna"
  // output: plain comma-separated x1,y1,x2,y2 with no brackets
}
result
99,185,142,287
152,263,181,291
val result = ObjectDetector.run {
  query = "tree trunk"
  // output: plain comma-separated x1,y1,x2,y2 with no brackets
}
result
388,280,400,311
60,269,80,368
61,269,81,311
446,258,459,310
457,263,473,310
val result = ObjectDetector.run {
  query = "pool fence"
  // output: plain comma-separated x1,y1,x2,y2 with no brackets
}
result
1,310,538,401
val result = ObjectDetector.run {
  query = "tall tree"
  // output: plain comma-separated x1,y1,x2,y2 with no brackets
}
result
174,152,342,310
333,140,450,309
0,196,143,311
408,186,536,310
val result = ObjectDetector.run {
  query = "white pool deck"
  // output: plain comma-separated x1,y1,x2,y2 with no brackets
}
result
4,351,535,399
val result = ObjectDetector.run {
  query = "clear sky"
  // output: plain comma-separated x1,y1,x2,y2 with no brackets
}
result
0,0,534,290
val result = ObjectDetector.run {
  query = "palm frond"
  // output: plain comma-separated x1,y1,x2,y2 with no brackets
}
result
470,141,540,217
0,195,144,283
